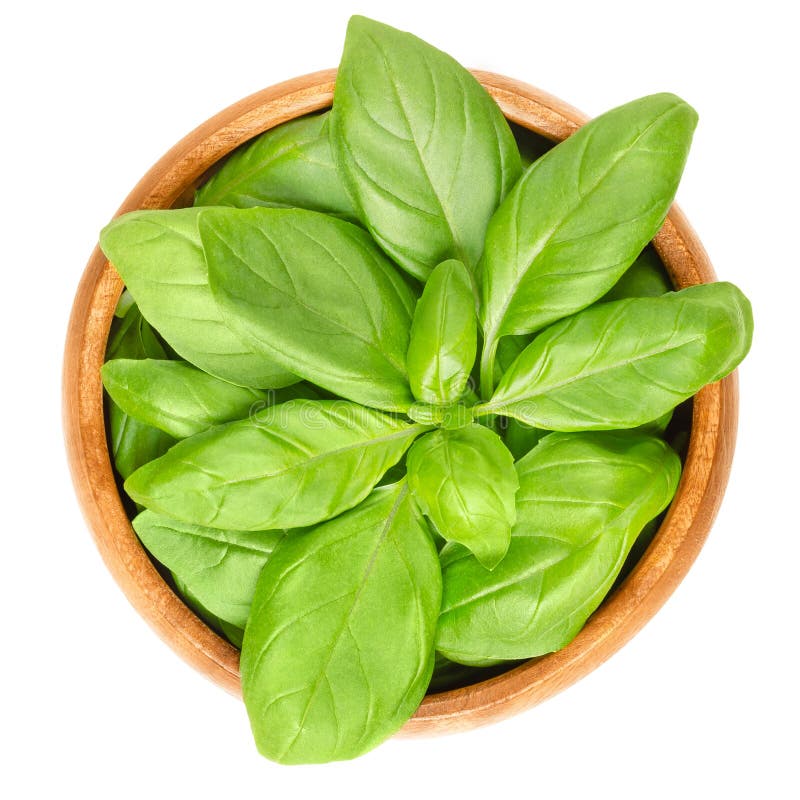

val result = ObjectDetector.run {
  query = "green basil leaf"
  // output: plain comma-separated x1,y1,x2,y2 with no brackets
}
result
407,425,518,569
502,419,547,461
171,572,244,648
105,306,175,479
201,206,417,412
194,112,357,221
100,208,297,389
493,334,532,384
436,431,681,664
407,259,477,404
101,358,267,439
241,482,441,764
600,245,672,302
134,510,284,629
125,400,426,530
330,15,521,281
482,282,753,431
479,93,697,389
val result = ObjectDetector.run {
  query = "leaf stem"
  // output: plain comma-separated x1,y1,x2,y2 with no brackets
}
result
479,337,498,401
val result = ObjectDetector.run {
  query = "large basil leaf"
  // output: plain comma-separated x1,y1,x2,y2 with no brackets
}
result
600,245,672,302
100,208,297,389
102,358,266,439
201,206,417,412
436,431,681,664
481,282,753,431
105,305,174,479
406,259,476,404
479,93,697,390
134,510,284,629
407,425,518,569
194,112,357,221
241,483,441,764
125,400,426,530
329,15,521,281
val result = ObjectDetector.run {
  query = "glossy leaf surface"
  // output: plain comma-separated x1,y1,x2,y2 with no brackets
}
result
436,431,681,664
406,259,477,404
330,15,521,281
241,483,441,764
407,425,517,568
202,207,416,411
125,400,425,530
484,283,753,430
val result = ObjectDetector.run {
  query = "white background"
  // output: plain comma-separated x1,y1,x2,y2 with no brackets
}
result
3,1,797,797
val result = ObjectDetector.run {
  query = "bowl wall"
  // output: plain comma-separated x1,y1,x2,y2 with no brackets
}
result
63,69,738,736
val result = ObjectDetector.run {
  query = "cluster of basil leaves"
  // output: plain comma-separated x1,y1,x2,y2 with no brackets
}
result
99,16,753,765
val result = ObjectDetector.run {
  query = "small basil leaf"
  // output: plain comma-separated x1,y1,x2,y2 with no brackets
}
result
330,15,521,281
195,112,357,221
171,572,244,648
134,510,284,629
479,93,697,387
100,208,298,389
407,425,518,569
407,259,477,404
102,358,267,439
105,307,175,479
125,400,426,530
599,245,672,302
436,431,681,664
201,206,417,412
502,419,547,461
493,334,533,384
483,282,753,431
241,482,441,764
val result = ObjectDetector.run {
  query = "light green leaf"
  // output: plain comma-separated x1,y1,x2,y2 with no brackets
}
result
134,510,284,629
407,259,477,404
241,483,441,764
201,206,417,412
195,112,357,221
436,431,681,664
102,358,267,439
407,425,518,569
479,93,697,391
171,572,244,648
100,208,297,389
482,282,753,431
125,400,426,530
330,15,521,281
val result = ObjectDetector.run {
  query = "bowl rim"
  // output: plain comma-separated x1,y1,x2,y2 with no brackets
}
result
63,68,738,736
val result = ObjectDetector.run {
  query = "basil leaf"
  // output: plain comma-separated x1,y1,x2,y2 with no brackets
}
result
493,334,532,384
330,15,521,281
195,112,357,221
241,483,440,764
407,259,477,404
407,425,518,569
134,510,284,629
479,93,697,390
503,419,547,461
102,358,267,439
100,208,297,389
171,572,245,648
105,306,175,479
482,282,753,431
201,206,417,412
600,245,672,302
125,400,426,530
436,431,681,664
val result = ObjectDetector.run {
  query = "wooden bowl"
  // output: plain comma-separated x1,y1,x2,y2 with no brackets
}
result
63,69,738,736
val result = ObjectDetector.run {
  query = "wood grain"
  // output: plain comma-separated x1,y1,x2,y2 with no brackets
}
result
63,70,738,734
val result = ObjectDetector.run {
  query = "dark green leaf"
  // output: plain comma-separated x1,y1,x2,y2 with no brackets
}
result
479,93,697,390
407,259,477,404
502,419,547,461
195,112,357,220
599,245,672,302
330,15,521,281
436,432,681,664
482,283,753,430
100,208,297,389
202,206,417,411
407,425,518,569
102,358,267,439
241,483,441,764
134,510,284,629
125,400,426,530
